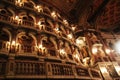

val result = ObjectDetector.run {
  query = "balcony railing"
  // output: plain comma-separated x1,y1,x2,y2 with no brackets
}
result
22,20,34,28
0,14,11,22
15,61,46,76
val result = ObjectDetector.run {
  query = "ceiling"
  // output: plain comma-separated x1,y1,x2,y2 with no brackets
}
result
35,0,120,34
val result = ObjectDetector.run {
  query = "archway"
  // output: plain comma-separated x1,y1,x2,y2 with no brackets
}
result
16,32,36,53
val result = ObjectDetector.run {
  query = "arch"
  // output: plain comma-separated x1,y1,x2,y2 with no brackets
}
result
44,6,51,14
16,32,37,46
46,19,54,28
18,12,27,18
2,28,12,41
7,8,15,16
24,0,35,9
16,31,26,42
28,33,37,46
29,13,36,23
0,9,8,15
40,34,48,42
16,32,36,53
49,36,57,49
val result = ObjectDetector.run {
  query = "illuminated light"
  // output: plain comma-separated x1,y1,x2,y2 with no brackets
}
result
105,48,111,54
76,39,84,45
54,27,60,33
35,5,43,12
63,19,68,25
37,21,42,25
13,16,22,24
7,41,10,45
15,0,24,6
11,41,16,46
114,40,120,54
114,66,120,76
67,34,72,39
38,44,43,49
74,53,79,60
82,57,90,66
37,21,45,30
51,11,57,18
72,27,76,31
38,44,46,53
100,67,108,75
15,16,19,20
92,47,98,54
59,49,66,55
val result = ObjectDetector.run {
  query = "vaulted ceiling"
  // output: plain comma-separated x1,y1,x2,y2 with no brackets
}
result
35,0,120,34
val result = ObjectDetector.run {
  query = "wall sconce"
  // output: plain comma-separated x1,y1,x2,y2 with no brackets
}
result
37,21,45,30
72,27,76,31
114,66,120,76
92,47,98,54
105,48,111,54
15,0,24,6
63,19,68,26
34,5,43,12
100,67,108,75
13,16,22,24
71,24,76,31
82,57,90,66
73,53,80,62
38,44,46,55
51,11,57,19
59,49,66,57
67,34,73,39
76,39,84,45
54,27,59,32
6,41,19,53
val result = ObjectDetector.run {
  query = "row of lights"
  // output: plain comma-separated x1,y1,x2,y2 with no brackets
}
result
15,0,78,31
5,40,80,62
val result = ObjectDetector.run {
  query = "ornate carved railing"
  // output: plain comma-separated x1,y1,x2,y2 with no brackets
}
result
0,60,7,75
15,60,46,75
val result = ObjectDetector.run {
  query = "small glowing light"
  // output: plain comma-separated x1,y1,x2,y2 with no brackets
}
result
35,5,43,12
63,19,68,25
114,66,120,76
67,34,72,39
59,49,66,55
15,0,24,6
54,27,60,33
11,41,16,46
105,48,111,54
51,11,57,18
37,21,41,25
74,54,79,60
100,67,108,74
76,39,84,45
114,40,120,54
92,47,98,54
38,44,43,49
72,27,76,31
15,16,19,20
7,42,10,45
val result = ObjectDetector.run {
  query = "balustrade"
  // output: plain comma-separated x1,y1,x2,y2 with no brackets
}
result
51,63,73,76
15,61,46,75
22,20,34,27
0,41,9,53
0,14,11,22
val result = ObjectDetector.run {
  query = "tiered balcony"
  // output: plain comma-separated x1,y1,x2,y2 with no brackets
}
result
0,14,11,23
0,59,103,79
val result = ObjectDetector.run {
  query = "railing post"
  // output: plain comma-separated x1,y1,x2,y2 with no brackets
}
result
6,54,15,77
46,62,52,78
